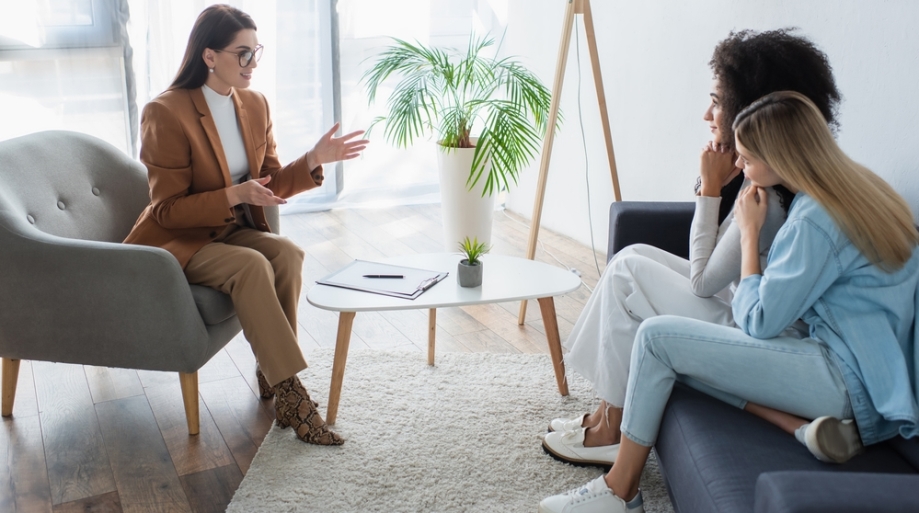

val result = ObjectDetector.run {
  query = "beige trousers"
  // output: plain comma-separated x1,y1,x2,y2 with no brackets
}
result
184,225,307,386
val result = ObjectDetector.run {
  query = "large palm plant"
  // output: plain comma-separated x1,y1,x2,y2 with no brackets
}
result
363,35,555,196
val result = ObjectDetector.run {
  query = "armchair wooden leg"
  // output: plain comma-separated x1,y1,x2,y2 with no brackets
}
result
2,358,21,417
178,372,200,436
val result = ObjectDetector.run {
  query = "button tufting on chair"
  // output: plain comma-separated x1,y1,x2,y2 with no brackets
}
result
0,130,272,437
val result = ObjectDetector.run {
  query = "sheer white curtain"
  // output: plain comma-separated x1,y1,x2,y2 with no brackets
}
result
283,0,508,213
0,0,135,154
0,0,334,199
1,0,509,212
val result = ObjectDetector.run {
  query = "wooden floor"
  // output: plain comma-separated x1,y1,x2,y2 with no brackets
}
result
0,204,607,513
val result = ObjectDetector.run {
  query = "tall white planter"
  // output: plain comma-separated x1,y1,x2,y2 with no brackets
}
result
436,141,495,251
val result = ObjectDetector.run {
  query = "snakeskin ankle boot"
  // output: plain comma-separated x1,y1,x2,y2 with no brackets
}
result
255,368,275,399
274,376,344,445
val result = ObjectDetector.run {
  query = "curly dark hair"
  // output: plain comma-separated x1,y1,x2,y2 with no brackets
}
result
709,29,841,217
710,28,841,144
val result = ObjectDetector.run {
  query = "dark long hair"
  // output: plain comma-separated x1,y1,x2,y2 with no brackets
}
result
169,4,257,90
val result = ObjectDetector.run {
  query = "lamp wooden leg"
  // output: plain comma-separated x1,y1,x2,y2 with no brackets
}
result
428,308,437,366
2,358,21,417
327,311,356,425
179,372,200,436
537,297,569,396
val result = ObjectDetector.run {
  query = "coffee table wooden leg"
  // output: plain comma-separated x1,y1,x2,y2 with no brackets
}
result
537,297,569,396
428,308,436,366
327,311,356,425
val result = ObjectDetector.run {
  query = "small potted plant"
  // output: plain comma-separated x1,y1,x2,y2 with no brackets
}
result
457,236,490,288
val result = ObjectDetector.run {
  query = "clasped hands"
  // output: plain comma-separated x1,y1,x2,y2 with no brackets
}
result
734,183,768,239
228,123,369,207
698,141,742,197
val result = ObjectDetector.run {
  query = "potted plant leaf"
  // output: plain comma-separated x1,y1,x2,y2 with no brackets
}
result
363,35,555,249
457,236,490,287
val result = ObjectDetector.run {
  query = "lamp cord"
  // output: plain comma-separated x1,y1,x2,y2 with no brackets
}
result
574,23,603,278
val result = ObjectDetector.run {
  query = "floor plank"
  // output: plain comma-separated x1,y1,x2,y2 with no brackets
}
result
461,303,548,354
53,491,122,513
452,329,520,354
144,382,235,477
198,377,274,475
84,367,144,405
197,350,245,385
1,415,53,513
178,465,243,513
223,336,261,399
350,311,415,349
10,360,39,418
94,396,191,513
377,309,467,354
32,362,116,505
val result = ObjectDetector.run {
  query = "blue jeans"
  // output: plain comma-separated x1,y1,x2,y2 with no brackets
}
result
621,315,853,447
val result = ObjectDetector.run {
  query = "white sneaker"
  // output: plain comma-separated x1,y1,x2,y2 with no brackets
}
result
805,417,864,464
548,413,589,432
538,475,644,513
542,427,619,467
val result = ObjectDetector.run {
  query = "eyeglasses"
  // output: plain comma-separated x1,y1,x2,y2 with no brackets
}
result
214,44,264,67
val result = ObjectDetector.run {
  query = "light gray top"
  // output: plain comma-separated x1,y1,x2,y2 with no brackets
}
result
307,253,581,312
202,84,249,184
689,180,786,298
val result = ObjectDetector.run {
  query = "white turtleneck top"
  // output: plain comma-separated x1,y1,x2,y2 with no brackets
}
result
201,84,250,184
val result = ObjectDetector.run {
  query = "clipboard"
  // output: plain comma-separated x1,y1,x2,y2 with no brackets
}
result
315,260,449,300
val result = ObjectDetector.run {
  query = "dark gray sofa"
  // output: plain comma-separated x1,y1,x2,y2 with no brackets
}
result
607,201,919,513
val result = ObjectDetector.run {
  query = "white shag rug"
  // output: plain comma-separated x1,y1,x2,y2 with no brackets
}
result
227,350,675,513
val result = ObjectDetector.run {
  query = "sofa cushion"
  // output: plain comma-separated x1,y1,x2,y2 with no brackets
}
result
753,471,919,513
888,435,919,470
607,201,694,261
654,385,917,513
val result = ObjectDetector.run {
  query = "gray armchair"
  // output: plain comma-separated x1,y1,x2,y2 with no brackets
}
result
0,130,278,435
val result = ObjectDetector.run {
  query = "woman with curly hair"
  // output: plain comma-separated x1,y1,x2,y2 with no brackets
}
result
540,29,848,471
540,91,919,513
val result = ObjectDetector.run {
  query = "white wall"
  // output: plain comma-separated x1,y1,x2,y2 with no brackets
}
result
502,0,919,253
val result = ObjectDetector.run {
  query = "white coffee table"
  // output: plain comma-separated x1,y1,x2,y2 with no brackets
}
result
307,253,582,424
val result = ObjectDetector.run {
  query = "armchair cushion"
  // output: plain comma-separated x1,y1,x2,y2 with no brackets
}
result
190,285,236,325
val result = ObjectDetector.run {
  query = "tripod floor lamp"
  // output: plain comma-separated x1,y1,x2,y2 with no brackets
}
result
518,0,621,324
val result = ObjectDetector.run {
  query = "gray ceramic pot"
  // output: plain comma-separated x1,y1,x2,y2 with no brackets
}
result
457,259,483,287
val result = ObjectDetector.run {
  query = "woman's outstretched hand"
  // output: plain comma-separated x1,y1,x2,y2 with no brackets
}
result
306,123,369,170
227,176,287,207
699,141,741,197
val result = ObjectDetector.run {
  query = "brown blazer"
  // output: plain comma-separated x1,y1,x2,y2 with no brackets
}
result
124,87,323,268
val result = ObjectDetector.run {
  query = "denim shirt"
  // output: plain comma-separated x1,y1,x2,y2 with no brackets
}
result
733,193,919,445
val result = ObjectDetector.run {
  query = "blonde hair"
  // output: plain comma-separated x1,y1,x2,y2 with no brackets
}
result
734,91,918,270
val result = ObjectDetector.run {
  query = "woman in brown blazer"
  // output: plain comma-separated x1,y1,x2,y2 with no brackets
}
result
124,4,367,445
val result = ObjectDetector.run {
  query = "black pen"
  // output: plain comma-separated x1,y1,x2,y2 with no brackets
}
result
363,274,404,279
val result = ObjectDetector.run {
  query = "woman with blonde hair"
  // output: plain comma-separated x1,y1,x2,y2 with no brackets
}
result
539,91,919,513
544,29,843,468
